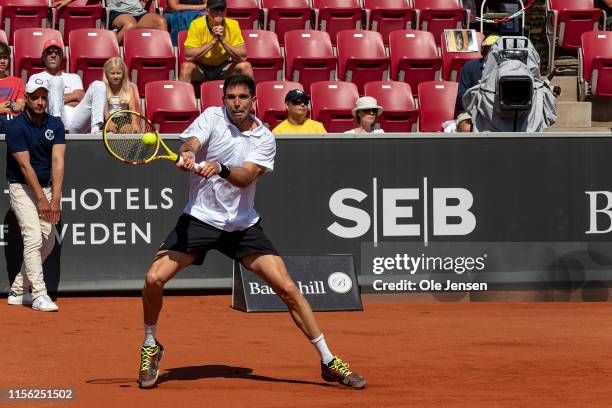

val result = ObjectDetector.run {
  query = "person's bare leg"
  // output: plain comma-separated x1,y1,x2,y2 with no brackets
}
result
137,12,168,31
142,250,197,325
227,61,254,79
241,253,321,340
112,14,137,45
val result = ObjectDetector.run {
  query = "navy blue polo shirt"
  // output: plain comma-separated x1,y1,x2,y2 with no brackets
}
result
5,112,65,185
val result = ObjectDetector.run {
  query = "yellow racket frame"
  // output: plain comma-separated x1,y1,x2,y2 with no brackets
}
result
103,110,179,165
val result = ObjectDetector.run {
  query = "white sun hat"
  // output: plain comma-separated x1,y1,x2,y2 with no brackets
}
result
351,96,383,117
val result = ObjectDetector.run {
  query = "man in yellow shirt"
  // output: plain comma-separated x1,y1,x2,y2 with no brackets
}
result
272,89,327,134
179,0,253,83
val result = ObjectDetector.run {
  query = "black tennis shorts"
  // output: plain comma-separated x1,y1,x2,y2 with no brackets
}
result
159,213,279,265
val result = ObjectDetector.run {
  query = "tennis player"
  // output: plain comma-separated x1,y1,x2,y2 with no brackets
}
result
138,74,365,390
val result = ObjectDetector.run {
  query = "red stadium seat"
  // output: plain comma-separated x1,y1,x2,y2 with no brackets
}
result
177,29,188,68
310,81,359,132
68,29,120,89
0,0,49,45
0,17,7,45
242,30,283,82
53,0,103,43
441,31,484,81
13,28,64,81
284,30,336,93
546,0,604,75
145,80,200,133
123,29,176,97
336,30,389,95
156,0,168,14
413,0,465,46
389,30,442,96
364,81,417,132
255,80,303,128
363,0,415,46
262,0,311,46
312,0,362,46
227,0,261,29
417,81,458,132
579,31,612,100
200,80,225,111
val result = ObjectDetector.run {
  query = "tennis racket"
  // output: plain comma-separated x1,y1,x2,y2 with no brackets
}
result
103,110,203,171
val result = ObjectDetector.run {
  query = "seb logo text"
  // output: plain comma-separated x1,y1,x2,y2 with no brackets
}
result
327,178,476,242
586,191,612,233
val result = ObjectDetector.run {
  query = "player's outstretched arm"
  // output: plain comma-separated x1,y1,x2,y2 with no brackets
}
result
196,161,265,188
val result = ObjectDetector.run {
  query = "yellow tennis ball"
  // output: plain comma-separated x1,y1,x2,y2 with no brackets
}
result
142,132,157,146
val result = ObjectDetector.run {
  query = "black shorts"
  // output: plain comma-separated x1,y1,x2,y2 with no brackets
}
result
109,10,148,27
159,213,279,265
197,60,233,82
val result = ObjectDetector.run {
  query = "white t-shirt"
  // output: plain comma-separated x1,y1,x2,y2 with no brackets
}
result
344,128,385,134
179,106,276,232
29,71,84,94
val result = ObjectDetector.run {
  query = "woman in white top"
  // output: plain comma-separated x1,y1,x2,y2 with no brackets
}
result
344,96,385,134
102,57,140,132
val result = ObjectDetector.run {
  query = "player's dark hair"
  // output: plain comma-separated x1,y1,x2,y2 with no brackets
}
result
0,42,10,58
223,74,256,98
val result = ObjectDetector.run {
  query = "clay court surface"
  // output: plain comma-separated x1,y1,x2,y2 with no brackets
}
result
3,295,612,407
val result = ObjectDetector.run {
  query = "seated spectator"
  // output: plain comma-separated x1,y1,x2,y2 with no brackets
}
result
455,34,500,116
165,0,207,46
345,96,384,134
102,57,140,132
106,0,168,45
272,89,327,134
443,112,473,133
179,0,253,83
29,39,105,134
0,42,25,133
595,0,612,29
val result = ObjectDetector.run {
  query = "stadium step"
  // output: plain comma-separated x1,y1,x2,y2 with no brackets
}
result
550,76,577,103
549,101,592,129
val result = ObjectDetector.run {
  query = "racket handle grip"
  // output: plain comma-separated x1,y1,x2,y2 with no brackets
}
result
177,156,205,173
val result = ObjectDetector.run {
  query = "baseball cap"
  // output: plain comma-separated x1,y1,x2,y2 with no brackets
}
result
25,77,49,94
42,39,64,54
285,89,310,103
457,111,472,123
207,0,227,8
482,34,500,48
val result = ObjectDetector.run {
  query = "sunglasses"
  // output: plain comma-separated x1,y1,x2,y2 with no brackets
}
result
44,49,62,55
290,99,309,106
359,108,378,114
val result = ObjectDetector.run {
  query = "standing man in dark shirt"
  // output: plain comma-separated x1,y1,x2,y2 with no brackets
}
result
455,34,500,117
5,77,66,312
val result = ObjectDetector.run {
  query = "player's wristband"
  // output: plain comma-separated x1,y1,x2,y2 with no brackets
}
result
218,163,230,179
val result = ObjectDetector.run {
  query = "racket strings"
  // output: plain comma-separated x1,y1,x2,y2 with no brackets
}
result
105,113,158,163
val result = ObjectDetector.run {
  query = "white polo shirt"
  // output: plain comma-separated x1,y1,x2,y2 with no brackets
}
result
179,106,276,232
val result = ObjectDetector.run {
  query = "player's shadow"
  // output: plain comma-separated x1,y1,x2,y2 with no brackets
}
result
159,365,331,387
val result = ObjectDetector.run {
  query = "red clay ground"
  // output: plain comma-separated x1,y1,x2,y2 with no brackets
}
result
2,296,612,408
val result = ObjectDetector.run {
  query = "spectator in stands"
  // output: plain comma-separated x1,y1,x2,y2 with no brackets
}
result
30,39,106,134
5,76,65,312
165,0,207,46
455,34,500,116
443,111,473,133
272,89,327,134
179,0,253,83
102,57,140,132
0,42,25,133
345,96,384,134
107,0,168,45
595,0,612,29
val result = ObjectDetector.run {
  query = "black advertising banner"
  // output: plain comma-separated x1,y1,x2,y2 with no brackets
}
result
2,134,612,295
232,255,362,312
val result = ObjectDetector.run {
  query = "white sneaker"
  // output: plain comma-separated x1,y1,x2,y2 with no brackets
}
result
7,291,33,306
31,294,59,312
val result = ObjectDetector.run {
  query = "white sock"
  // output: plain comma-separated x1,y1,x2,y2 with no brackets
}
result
143,323,157,347
310,334,334,365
